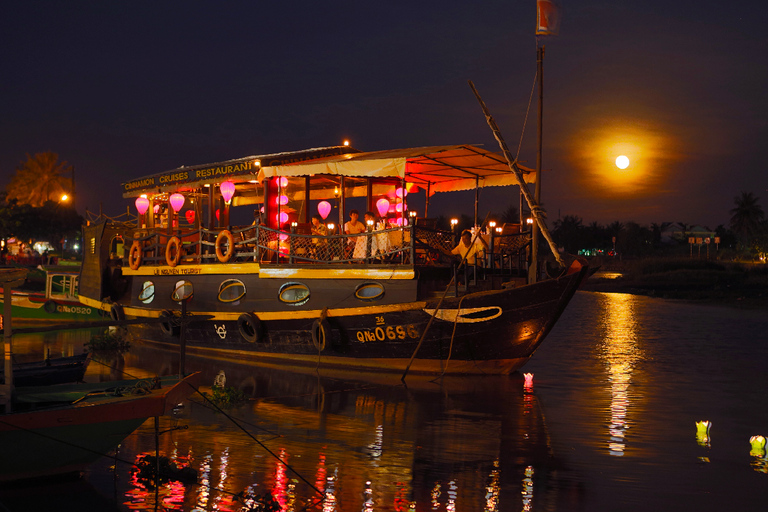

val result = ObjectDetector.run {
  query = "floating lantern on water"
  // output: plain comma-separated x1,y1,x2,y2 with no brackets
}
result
376,198,390,218
696,421,712,447
750,435,766,457
318,200,332,219
523,373,534,389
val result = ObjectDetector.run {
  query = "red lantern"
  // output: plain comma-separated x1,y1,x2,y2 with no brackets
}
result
185,210,195,224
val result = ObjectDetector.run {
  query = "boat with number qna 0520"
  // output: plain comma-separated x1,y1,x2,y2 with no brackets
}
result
78,144,587,375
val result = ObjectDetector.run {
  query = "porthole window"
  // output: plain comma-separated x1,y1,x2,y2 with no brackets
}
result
172,279,194,302
278,282,310,306
218,279,246,304
139,281,155,304
355,282,385,301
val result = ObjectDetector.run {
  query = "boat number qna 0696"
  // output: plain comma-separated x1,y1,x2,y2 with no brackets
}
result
355,323,419,343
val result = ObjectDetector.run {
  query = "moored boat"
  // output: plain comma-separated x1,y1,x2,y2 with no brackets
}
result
0,372,201,482
78,145,587,375
1,352,91,387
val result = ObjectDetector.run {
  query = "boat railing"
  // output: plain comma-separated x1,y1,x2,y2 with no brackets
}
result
122,223,531,270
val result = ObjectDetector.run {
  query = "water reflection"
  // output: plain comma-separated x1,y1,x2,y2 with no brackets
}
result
598,293,643,456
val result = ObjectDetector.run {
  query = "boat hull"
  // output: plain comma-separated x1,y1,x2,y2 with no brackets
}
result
129,266,587,375
0,292,107,324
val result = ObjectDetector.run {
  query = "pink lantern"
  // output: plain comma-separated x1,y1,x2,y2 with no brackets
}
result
317,201,332,219
135,196,150,215
220,181,236,204
278,176,288,188
275,212,289,225
169,193,185,213
395,203,404,213
276,194,289,206
154,204,161,214
185,210,195,224
395,217,404,226
376,198,390,218
395,187,407,198
279,233,289,242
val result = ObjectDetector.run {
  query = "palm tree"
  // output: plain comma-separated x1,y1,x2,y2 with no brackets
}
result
6,152,73,207
729,192,764,246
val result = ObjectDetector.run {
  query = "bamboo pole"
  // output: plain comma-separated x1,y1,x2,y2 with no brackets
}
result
468,80,564,268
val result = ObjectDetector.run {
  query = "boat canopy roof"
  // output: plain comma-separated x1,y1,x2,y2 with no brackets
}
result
123,144,534,198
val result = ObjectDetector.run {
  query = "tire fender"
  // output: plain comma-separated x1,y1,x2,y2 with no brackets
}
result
110,303,125,322
311,318,331,352
237,313,263,343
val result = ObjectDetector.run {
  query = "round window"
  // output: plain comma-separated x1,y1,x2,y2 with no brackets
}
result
278,282,310,306
355,282,385,301
219,279,246,303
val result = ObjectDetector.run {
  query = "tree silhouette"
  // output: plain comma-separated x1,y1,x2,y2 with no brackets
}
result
6,152,73,207
729,192,764,247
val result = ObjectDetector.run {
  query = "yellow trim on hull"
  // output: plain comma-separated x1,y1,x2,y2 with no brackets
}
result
120,262,414,280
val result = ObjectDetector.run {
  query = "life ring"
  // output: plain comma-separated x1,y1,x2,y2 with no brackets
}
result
128,241,142,270
237,313,262,343
165,236,182,267
311,318,331,352
110,303,125,322
159,310,179,337
215,230,235,263
43,300,58,314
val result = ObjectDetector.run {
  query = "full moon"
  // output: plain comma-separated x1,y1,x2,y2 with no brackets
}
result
615,155,630,169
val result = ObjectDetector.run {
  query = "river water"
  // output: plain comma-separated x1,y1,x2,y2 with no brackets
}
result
2,291,767,511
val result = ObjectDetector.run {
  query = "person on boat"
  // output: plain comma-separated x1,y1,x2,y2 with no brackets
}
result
363,211,380,258
344,209,366,260
447,230,487,276
310,214,328,260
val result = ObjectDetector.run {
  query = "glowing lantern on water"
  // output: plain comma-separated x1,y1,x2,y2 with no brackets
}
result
135,196,149,215
750,435,767,457
220,181,236,204
376,198,390,218
317,201,332,219
169,193,185,213
696,421,712,447
524,373,534,389
185,210,195,224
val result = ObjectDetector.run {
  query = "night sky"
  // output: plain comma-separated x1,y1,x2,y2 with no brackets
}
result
2,1,766,228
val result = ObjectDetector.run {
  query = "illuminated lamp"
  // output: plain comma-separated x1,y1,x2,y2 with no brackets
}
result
409,211,417,218
395,203,404,213
318,201,332,219
275,212,289,224
220,181,236,204
395,187,407,198
524,373,534,388
696,421,712,447
276,194,289,206
327,223,335,234
279,233,289,242
750,436,766,457
395,217,404,226
406,182,419,193
388,204,396,213
169,193,185,213
278,176,288,188
376,198,390,218
135,196,150,215
215,209,220,221
185,210,195,224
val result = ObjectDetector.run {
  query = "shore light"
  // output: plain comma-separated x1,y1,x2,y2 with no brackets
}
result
318,201,332,219
376,198,390,218
327,223,335,234
169,193,185,213
450,218,458,231
135,196,150,215
220,181,236,204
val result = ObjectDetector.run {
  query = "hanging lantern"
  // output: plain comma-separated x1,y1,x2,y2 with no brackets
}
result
215,209,220,221
185,210,195,224
276,194,289,206
154,204,161,214
220,181,236,204
135,196,150,215
278,176,288,188
376,198,390,218
395,203,404,213
276,212,289,225
317,201,332,219
169,193,185,213
395,187,407,199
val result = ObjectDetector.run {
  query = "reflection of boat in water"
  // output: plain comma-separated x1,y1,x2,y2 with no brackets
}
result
109,345,564,510
1,352,91,387
0,372,200,483
78,145,587,375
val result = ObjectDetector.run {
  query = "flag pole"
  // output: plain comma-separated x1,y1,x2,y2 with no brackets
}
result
529,44,544,283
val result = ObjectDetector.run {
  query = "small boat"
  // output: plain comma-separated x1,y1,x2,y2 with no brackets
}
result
1,352,91,387
78,144,588,375
0,266,108,326
0,371,201,482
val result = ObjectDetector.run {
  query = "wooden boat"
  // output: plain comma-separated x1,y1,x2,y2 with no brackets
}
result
0,266,108,326
1,352,91,387
0,372,201,482
78,145,588,375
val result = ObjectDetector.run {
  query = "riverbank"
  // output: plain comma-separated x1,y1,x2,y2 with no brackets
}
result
580,258,768,309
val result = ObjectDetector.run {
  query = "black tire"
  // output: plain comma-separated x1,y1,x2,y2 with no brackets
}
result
159,310,179,337
237,313,262,343
43,300,58,314
311,318,331,352
110,303,125,322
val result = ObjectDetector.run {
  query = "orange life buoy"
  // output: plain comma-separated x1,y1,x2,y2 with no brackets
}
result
215,230,234,263
128,241,142,270
165,236,182,267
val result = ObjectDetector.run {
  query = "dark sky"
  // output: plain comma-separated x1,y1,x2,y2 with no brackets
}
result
2,1,766,228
